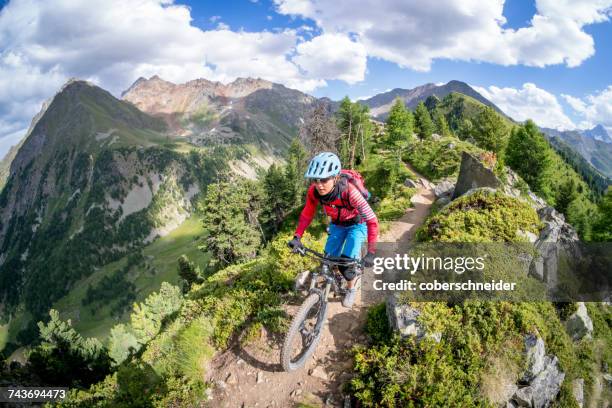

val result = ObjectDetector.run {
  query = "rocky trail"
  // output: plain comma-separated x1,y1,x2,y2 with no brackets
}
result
205,165,435,408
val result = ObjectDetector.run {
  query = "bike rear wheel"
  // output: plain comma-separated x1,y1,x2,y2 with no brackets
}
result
281,292,327,372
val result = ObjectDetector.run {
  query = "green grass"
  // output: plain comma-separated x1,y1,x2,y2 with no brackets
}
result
52,214,209,341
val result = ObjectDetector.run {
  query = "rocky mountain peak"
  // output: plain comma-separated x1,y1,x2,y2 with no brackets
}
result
582,124,612,143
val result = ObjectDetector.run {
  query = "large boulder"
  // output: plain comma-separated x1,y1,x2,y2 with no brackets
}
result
512,356,565,408
510,335,565,408
528,206,580,285
452,152,502,199
520,335,546,384
565,302,593,341
434,178,454,199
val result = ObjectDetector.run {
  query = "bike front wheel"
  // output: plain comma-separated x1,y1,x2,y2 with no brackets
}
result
280,292,328,372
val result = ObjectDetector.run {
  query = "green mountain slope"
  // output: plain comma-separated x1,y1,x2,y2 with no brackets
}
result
541,127,612,179
0,80,233,351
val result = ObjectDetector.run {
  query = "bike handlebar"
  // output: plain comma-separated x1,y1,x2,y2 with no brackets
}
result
292,246,363,267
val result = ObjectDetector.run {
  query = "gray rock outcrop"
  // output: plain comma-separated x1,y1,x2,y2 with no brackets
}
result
520,335,546,384
509,334,565,408
385,294,441,342
434,178,455,199
452,152,501,199
404,178,419,188
565,302,593,341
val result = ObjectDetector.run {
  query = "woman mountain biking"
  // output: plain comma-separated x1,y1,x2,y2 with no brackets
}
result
287,152,378,308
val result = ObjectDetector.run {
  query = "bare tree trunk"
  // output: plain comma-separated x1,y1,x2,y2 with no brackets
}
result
351,122,361,169
361,123,366,161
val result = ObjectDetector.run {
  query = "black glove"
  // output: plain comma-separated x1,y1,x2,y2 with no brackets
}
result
363,252,376,267
287,235,304,252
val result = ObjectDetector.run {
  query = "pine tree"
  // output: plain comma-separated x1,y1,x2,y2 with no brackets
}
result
506,120,554,200
386,97,413,146
177,255,204,293
284,139,308,209
337,97,371,167
457,118,473,140
27,309,111,387
472,106,509,153
108,324,139,366
424,95,440,112
414,102,434,139
556,178,579,214
200,180,262,267
433,110,451,136
592,187,612,241
131,283,182,345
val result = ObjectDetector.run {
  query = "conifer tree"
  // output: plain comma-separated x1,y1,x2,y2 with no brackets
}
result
108,324,139,366
414,102,434,139
472,106,509,153
433,110,451,136
386,97,413,146
27,309,111,387
506,120,554,200
199,180,262,267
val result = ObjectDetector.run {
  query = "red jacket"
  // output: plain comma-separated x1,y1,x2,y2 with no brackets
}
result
294,183,379,253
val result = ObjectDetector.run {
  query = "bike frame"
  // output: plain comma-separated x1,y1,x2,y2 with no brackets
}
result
281,246,364,371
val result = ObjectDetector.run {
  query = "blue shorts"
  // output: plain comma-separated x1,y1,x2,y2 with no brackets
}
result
324,222,367,260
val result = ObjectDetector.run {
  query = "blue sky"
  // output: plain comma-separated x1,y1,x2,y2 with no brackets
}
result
0,0,611,159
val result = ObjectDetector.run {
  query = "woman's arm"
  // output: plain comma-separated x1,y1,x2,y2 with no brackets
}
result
294,184,319,238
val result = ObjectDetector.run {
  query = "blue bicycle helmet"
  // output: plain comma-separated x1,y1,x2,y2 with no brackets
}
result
304,152,341,179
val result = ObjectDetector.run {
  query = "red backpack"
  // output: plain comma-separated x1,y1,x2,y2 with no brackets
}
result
339,169,371,202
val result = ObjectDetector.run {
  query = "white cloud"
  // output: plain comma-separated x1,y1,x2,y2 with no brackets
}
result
562,86,612,130
293,33,366,83
274,0,612,71
474,83,576,130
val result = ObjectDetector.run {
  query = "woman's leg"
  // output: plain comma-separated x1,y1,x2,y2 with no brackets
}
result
324,223,348,257
340,223,367,290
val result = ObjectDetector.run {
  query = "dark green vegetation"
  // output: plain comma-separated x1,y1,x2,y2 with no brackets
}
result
418,190,542,242
397,92,606,241
351,301,611,407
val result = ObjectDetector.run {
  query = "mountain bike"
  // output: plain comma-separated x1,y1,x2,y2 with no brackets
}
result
280,246,363,372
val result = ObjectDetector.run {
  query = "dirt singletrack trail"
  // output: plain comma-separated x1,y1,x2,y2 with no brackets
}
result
205,164,436,408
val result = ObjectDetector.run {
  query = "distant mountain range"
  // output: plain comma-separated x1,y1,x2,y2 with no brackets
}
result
359,80,506,120
541,126,612,179
580,124,612,144
122,75,319,154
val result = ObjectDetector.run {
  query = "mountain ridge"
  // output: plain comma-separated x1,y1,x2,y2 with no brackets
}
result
121,75,318,154
359,80,506,119
541,127,612,179
581,124,612,144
